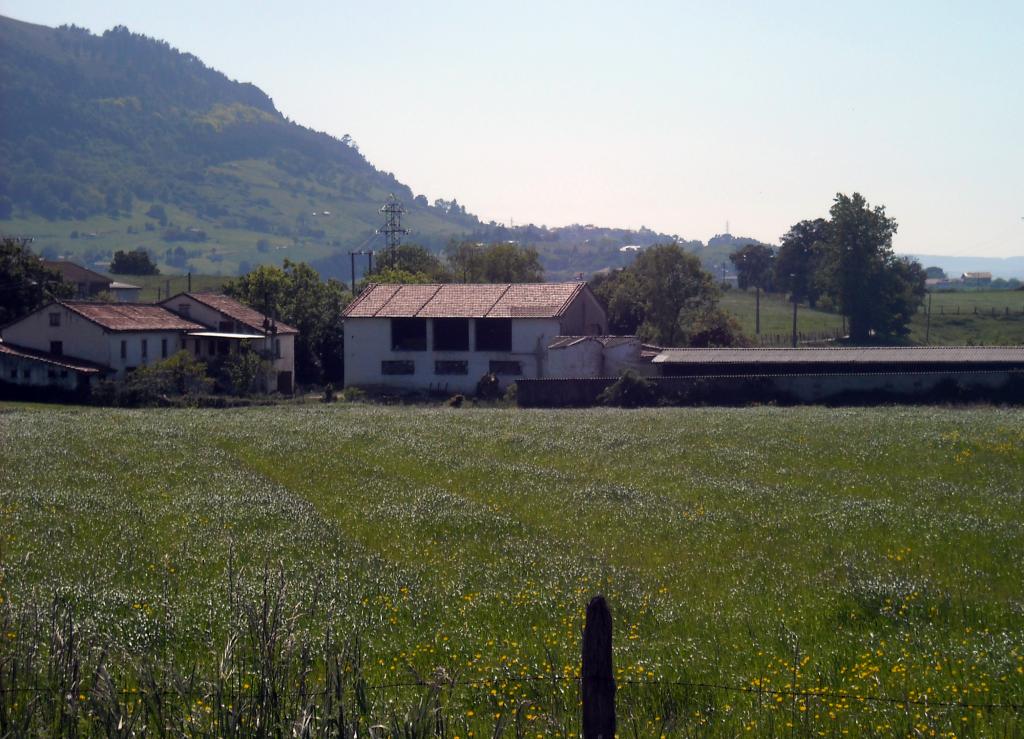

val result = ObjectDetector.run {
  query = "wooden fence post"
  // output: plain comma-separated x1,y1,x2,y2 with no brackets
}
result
582,595,616,739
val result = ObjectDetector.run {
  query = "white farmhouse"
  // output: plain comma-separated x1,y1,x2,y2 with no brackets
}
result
1,301,205,380
343,282,608,393
160,293,298,393
1,294,297,397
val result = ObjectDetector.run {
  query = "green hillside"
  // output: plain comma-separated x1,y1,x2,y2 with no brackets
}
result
0,15,760,283
0,15,477,278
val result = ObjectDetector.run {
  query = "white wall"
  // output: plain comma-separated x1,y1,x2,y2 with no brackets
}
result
344,317,561,393
2,304,110,365
548,341,603,378
106,332,189,377
0,352,87,390
0,305,191,379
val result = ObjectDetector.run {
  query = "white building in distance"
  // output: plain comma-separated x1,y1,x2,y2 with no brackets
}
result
342,282,608,393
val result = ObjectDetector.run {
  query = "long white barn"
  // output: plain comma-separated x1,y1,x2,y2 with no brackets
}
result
342,282,608,393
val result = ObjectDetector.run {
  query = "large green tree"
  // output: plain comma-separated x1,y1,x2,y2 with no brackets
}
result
773,218,829,308
444,241,543,283
819,193,924,341
0,237,73,324
590,244,731,346
371,244,450,282
225,260,349,385
110,248,159,275
729,243,775,292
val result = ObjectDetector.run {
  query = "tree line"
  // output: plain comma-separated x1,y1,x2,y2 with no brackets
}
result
592,193,926,348
728,193,925,342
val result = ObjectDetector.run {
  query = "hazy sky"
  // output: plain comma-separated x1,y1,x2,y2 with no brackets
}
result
3,0,1022,256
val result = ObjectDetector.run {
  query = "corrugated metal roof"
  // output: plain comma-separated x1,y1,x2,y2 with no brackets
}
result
168,293,299,335
0,341,109,374
653,346,1024,364
343,282,587,319
62,301,206,332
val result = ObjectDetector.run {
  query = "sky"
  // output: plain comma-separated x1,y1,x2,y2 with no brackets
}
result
3,0,1023,256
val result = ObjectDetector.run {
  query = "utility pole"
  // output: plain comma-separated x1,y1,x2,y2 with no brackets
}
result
790,273,798,348
925,291,932,344
755,285,761,335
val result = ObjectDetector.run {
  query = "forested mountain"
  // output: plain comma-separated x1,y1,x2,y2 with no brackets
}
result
0,15,478,277
0,15,756,281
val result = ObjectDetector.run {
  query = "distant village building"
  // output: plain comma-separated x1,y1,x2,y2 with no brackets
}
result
960,271,992,287
342,282,608,393
42,260,141,302
0,294,295,396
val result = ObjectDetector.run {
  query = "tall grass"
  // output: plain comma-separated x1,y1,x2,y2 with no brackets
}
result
1,404,1023,735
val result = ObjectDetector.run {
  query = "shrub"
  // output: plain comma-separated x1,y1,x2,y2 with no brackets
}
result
597,370,660,407
221,346,270,396
93,351,212,406
446,394,465,408
338,386,366,403
475,372,501,400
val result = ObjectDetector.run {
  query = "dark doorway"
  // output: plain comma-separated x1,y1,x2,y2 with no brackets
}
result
277,371,293,394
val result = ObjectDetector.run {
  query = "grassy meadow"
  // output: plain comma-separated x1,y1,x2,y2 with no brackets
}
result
722,288,1024,346
1,403,1023,736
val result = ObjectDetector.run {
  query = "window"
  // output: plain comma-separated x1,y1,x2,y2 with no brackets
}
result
381,360,415,375
47,369,56,379
490,360,522,375
435,360,468,375
194,339,201,354
274,339,281,359
433,318,469,351
50,341,63,356
21,369,30,379
49,312,61,327
218,339,229,355
141,339,148,358
60,370,68,379
178,303,191,316
208,339,215,355
219,320,234,332
391,319,427,351
476,318,512,352
9,369,15,379
161,338,168,358
120,340,127,360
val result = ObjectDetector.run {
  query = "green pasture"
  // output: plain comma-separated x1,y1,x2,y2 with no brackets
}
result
118,273,228,301
1,403,1022,735
718,289,844,343
722,288,1024,346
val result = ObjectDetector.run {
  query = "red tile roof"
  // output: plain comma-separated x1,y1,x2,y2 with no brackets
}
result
0,341,110,374
343,282,587,319
62,301,206,332
42,260,111,286
170,293,298,335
